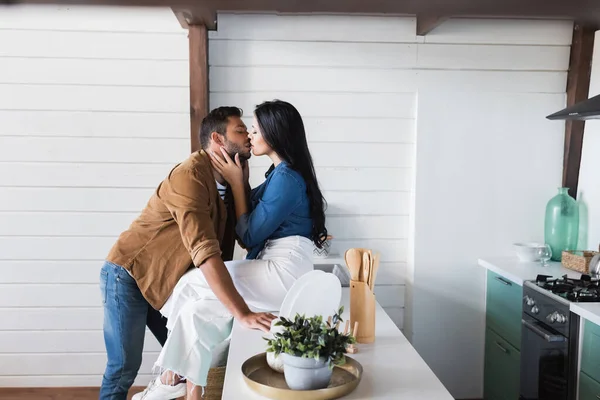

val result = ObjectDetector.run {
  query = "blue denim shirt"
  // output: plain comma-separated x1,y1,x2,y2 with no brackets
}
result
236,162,312,259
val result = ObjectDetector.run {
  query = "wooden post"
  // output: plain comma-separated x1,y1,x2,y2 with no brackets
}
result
189,24,208,153
562,23,596,199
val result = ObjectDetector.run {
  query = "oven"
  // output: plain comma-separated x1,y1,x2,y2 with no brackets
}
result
520,282,580,400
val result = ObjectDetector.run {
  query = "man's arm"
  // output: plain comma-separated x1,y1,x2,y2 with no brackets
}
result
200,255,274,331
160,166,275,331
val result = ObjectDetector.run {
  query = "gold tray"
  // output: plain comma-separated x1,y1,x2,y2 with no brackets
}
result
241,352,363,400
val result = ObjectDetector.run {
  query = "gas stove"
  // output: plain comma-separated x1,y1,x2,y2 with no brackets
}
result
531,273,600,303
520,273,600,400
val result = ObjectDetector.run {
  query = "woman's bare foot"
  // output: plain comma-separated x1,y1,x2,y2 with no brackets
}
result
160,370,184,386
186,381,203,400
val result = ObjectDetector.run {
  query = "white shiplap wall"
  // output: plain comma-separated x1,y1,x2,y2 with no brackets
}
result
0,6,573,393
0,5,189,387
209,14,572,399
208,14,415,329
577,31,600,251
408,19,571,399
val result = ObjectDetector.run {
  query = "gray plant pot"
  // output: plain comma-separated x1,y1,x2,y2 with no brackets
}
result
280,353,333,390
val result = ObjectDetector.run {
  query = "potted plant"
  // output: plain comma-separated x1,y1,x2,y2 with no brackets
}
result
264,306,356,390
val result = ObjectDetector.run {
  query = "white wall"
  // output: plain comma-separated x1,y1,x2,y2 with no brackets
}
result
577,30,600,251
210,15,571,399
208,13,414,329
0,5,189,387
407,20,571,399
0,6,573,394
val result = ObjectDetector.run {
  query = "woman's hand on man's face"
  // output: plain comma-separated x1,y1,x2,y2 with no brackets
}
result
209,147,245,187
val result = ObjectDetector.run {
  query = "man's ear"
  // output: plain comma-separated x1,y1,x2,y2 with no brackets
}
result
211,131,224,146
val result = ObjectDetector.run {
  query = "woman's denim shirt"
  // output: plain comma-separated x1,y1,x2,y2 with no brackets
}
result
236,162,312,259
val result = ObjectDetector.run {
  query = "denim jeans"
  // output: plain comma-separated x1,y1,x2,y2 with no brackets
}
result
99,261,168,400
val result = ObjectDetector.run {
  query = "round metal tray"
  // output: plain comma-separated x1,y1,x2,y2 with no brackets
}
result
241,352,363,400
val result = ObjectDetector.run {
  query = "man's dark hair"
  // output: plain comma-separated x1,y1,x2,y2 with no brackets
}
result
199,106,243,150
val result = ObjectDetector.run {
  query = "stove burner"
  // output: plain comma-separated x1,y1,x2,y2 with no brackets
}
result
535,274,600,302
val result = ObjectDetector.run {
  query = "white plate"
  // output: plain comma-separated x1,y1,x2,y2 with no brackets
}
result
279,269,342,321
279,270,324,319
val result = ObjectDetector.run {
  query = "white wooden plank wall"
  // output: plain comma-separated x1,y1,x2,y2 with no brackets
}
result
0,5,189,387
208,13,571,337
408,18,571,399
208,15,416,332
0,5,572,388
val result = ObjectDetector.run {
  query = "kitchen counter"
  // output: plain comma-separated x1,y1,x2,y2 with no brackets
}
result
478,256,582,286
479,257,600,326
571,303,600,326
221,288,454,399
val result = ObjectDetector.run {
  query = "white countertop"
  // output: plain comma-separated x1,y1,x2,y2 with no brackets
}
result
222,289,454,400
570,303,600,326
479,257,600,326
477,256,582,286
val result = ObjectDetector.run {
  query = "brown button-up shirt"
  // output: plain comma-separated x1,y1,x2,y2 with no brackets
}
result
106,150,235,310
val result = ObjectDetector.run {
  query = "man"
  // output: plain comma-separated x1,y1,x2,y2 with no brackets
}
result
99,106,275,400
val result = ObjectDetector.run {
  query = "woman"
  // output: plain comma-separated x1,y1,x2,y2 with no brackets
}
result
133,100,328,400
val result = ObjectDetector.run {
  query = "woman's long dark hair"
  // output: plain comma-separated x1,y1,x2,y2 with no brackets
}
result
255,100,328,248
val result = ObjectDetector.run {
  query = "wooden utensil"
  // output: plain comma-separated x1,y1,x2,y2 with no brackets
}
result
369,253,380,291
362,252,371,284
345,248,362,281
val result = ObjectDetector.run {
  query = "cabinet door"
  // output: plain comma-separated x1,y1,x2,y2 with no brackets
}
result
579,371,600,400
486,270,522,350
484,327,520,400
581,320,600,384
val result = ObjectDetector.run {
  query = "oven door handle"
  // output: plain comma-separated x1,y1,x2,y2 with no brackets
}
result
522,319,566,343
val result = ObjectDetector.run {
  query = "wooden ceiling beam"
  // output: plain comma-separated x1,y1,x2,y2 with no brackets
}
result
4,0,600,25
562,22,597,199
172,6,216,30
416,15,449,36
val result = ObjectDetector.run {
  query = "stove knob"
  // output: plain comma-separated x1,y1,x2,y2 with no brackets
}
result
525,296,536,307
546,312,558,323
523,296,535,307
531,306,539,315
557,313,567,324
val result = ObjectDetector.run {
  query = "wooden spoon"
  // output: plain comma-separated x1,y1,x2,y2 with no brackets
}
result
369,253,380,291
362,251,371,284
345,248,362,281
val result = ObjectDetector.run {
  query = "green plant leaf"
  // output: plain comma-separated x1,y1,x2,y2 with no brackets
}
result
264,308,356,364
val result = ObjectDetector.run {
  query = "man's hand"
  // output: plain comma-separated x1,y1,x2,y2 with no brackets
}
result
239,311,277,333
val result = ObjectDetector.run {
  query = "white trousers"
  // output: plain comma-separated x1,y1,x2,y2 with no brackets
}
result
155,236,314,387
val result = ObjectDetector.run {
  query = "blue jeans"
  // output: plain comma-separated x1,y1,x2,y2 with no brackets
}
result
99,261,168,400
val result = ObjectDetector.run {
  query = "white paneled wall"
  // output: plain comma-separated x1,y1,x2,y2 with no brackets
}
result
209,14,572,399
0,5,189,387
577,31,600,251
0,6,573,394
409,19,571,399
208,14,416,327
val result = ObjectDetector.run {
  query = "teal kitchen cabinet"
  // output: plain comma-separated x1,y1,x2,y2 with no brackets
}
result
484,327,521,400
579,371,600,400
580,320,600,399
484,271,522,400
485,271,522,350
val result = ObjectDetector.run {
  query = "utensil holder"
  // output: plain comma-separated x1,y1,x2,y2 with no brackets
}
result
350,280,375,344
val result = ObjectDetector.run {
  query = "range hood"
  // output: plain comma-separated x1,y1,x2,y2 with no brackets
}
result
546,93,600,120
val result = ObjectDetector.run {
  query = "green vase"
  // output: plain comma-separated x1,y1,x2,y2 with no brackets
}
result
544,187,579,261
